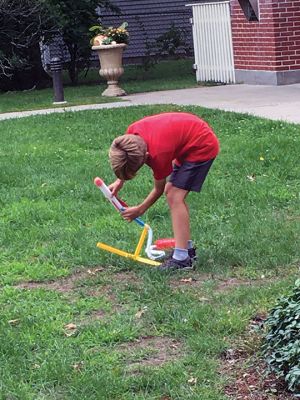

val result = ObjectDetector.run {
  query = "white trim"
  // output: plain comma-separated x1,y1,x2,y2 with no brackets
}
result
186,1,230,7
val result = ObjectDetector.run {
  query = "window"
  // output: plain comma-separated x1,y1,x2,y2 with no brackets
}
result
238,0,259,22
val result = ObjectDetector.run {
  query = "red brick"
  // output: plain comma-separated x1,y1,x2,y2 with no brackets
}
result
279,12,295,17
282,60,296,65
231,0,300,72
274,8,288,13
278,50,296,55
275,66,289,71
288,16,300,22
279,22,297,27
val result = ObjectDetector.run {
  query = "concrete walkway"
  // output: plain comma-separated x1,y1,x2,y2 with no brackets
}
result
1,83,300,124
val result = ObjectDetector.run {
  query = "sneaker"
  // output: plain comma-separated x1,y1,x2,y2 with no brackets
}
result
162,247,197,262
157,256,193,272
188,247,197,262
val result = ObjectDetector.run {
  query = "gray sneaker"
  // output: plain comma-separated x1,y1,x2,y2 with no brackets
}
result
157,256,193,272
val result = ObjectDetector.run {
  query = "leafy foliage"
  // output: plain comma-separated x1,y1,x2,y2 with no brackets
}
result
89,22,129,46
0,0,117,90
48,0,118,85
134,18,192,72
156,22,190,58
0,0,56,90
263,280,300,394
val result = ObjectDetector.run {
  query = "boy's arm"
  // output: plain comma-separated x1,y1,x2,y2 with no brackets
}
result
121,178,166,221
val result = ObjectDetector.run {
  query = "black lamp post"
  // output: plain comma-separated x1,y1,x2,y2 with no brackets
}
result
50,57,67,104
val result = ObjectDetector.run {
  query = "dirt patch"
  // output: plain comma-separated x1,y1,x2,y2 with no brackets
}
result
15,267,106,293
14,268,139,296
220,315,295,400
221,351,295,400
216,277,252,292
112,271,139,286
79,309,107,325
169,274,212,289
85,285,115,299
118,336,183,370
15,267,262,298
170,275,272,294
85,270,141,306
14,268,142,321
170,275,252,295
286,215,300,222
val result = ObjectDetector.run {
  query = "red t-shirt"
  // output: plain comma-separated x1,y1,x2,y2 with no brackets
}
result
126,112,220,180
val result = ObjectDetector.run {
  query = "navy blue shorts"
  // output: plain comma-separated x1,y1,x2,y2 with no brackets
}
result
169,158,215,192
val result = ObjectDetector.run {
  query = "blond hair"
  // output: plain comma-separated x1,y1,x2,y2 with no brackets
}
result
109,135,147,180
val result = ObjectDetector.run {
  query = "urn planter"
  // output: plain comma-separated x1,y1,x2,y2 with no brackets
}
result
92,43,127,97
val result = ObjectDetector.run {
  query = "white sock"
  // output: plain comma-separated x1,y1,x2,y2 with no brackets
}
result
173,248,188,261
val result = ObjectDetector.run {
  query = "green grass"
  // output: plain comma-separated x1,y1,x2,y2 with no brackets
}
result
0,60,197,114
0,105,299,399
0,85,119,114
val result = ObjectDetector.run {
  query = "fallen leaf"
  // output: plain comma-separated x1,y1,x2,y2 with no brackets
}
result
87,268,104,275
8,319,20,326
64,330,78,337
72,361,84,371
188,377,197,385
65,323,77,330
180,278,194,283
268,388,278,394
135,307,147,319
246,175,256,182
198,297,209,302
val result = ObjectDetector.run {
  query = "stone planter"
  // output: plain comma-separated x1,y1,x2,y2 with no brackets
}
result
92,43,127,97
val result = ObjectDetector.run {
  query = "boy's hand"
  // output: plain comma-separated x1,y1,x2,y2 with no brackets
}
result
108,179,124,197
121,206,143,222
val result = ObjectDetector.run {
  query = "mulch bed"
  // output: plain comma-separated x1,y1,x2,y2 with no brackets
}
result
220,315,295,400
222,350,295,400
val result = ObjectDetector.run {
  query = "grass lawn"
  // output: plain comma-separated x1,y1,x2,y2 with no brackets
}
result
0,105,299,399
0,60,197,114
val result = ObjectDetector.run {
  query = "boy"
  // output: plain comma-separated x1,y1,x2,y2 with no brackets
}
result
108,112,219,271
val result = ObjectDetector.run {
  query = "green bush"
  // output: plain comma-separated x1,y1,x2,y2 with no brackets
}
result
263,280,300,394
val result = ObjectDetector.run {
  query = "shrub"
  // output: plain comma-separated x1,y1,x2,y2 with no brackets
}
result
263,279,300,394
156,22,189,58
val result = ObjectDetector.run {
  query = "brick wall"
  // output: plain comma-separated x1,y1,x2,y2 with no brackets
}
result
231,0,300,72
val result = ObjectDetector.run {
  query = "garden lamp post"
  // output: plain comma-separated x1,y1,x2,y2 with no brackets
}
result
50,57,67,105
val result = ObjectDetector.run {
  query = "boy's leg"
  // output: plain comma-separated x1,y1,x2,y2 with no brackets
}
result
157,183,193,271
157,159,215,271
164,182,190,249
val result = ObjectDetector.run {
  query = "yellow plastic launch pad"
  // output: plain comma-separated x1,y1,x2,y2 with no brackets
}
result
97,225,161,266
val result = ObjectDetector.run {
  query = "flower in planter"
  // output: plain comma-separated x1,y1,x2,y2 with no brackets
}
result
89,22,129,46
